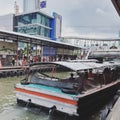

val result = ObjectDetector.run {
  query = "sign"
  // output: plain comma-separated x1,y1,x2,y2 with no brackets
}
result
40,1,46,8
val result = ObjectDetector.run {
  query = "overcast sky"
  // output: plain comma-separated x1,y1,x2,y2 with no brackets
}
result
0,0,120,38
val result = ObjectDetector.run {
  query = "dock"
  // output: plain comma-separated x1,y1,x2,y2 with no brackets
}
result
0,65,44,77
106,97,120,120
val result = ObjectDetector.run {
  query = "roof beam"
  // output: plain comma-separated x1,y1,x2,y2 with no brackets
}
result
111,0,120,16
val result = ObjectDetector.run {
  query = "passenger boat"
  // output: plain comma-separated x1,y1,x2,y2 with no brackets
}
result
14,61,120,117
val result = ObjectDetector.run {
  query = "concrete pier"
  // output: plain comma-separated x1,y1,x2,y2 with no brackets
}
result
106,97,120,120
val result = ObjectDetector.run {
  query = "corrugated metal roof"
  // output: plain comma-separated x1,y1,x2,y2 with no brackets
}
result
111,0,120,16
53,61,120,71
0,29,81,50
29,60,120,71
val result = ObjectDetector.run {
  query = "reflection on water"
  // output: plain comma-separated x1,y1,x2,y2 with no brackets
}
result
0,76,117,120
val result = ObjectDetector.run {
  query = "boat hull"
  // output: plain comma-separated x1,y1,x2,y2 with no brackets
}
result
77,80,120,116
15,80,120,117
15,84,78,116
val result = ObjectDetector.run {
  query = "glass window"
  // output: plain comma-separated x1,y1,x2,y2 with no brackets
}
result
44,28,50,37
37,14,42,24
41,16,45,25
45,18,50,27
37,26,41,35
16,13,37,25
41,27,44,36
22,15,31,24
17,25,38,35
15,12,52,38
31,13,37,23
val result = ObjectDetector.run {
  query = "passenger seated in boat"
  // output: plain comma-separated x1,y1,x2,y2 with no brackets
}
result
88,69,93,80
84,70,88,90
103,67,111,84
111,68,118,81
59,73,75,82
68,73,75,81
84,70,88,80
74,72,86,93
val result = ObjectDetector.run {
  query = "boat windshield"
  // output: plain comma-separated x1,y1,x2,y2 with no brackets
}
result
32,71,74,81
28,63,77,83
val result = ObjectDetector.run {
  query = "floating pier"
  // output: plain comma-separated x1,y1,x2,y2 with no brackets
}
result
106,97,120,120
0,66,30,77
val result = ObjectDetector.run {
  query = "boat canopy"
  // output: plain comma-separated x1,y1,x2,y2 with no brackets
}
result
53,61,105,71
30,61,120,72
68,59,98,63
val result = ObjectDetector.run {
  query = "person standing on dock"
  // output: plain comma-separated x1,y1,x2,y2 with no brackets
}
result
0,59,2,68
22,57,27,68
12,56,15,66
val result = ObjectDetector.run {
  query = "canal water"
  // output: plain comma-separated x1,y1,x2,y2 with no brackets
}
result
0,76,118,120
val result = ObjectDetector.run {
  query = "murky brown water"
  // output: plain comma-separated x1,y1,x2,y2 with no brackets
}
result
0,76,110,120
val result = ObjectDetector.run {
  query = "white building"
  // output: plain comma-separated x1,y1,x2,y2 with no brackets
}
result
23,0,40,12
0,14,14,31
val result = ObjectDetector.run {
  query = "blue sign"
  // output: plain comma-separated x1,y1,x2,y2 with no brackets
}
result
40,1,46,8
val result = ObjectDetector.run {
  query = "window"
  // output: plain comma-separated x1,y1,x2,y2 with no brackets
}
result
37,14,42,24
44,28,50,37
41,27,44,36
41,16,45,25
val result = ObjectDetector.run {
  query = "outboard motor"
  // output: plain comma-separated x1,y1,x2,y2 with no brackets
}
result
49,105,56,115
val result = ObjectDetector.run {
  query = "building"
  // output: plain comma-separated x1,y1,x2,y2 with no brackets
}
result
23,0,40,13
0,14,14,31
13,10,62,59
14,11,62,40
0,11,62,61
14,0,62,59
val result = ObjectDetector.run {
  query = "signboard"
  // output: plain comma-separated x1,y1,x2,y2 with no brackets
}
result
40,1,46,8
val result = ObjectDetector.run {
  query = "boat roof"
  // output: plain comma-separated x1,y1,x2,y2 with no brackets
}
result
54,61,104,71
30,61,120,72
68,59,98,62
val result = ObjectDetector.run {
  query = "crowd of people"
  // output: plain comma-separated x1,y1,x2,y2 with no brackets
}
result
7,54,76,67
